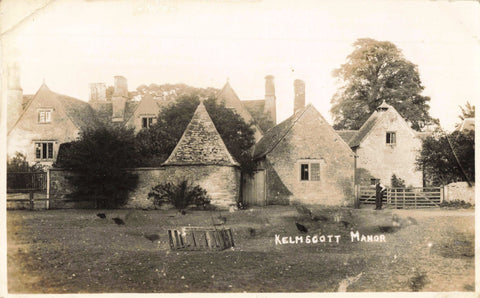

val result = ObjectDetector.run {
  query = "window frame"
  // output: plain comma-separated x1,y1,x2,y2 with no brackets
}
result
35,141,54,160
298,160,322,182
37,109,53,124
141,116,156,129
386,131,396,144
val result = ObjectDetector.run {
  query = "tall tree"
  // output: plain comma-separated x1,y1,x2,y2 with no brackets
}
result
331,38,436,131
458,101,475,121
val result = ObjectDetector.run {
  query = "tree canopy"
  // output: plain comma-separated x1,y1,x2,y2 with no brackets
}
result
416,129,474,186
331,38,436,131
55,125,138,208
135,96,256,174
458,101,475,121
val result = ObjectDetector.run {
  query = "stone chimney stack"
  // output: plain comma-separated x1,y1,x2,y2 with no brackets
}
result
89,83,106,102
111,76,128,122
7,60,23,131
294,79,305,114
264,75,276,124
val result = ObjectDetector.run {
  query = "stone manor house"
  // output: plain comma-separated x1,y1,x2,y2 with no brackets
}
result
7,74,425,208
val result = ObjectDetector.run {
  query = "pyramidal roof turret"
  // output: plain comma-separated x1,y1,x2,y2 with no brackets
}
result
163,102,239,166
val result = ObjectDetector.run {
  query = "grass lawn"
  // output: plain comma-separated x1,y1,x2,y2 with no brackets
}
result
7,205,474,293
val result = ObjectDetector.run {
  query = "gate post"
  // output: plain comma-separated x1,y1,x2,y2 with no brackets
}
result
46,169,50,209
29,191,34,210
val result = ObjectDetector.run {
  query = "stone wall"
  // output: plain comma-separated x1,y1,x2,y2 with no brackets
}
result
265,107,355,206
48,165,240,209
444,182,475,204
355,110,423,187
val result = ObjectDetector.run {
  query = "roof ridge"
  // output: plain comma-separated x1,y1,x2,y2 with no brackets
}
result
254,105,311,159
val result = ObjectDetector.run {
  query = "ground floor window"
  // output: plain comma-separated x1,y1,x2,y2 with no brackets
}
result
35,142,54,160
299,161,321,181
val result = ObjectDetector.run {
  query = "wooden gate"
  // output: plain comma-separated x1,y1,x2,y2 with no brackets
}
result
242,170,266,206
357,186,443,209
386,187,442,209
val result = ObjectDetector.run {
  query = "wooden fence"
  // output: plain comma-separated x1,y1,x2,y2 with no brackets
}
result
357,186,443,209
7,171,49,210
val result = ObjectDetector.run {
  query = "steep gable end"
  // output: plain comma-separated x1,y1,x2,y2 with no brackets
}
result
350,103,416,147
8,84,95,134
217,82,264,140
163,102,239,166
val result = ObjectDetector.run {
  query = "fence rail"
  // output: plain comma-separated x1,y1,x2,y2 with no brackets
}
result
7,172,47,193
357,186,443,209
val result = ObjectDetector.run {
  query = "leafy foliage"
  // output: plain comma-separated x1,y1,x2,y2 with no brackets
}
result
7,152,45,172
135,96,256,174
458,101,475,121
439,200,473,209
135,83,218,102
416,129,474,186
55,124,138,208
391,174,406,188
148,180,211,211
331,38,436,131
135,95,200,166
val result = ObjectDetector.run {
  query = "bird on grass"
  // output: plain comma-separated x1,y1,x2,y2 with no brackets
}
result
181,210,186,215
248,227,256,237
295,222,308,233
340,220,352,229
112,217,125,225
144,234,160,242
96,213,106,219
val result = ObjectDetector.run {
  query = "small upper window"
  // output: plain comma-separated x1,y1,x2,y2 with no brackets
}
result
142,117,155,128
38,109,52,123
300,162,320,181
386,132,396,144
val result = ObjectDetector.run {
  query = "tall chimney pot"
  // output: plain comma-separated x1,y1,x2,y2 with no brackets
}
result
294,79,305,114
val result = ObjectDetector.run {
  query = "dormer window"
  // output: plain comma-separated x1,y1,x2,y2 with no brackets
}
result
386,132,396,144
38,109,52,123
141,117,155,128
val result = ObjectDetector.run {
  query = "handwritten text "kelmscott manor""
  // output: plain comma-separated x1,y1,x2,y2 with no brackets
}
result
275,231,386,245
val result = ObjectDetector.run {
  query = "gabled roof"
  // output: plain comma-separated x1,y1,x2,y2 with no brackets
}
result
57,95,99,129
243,99,265,118
348,111,382,147
163,102,239,166
336,130,358,143
253,105,310,159
9,83,98,134
217,82,259,125
348,102,416,147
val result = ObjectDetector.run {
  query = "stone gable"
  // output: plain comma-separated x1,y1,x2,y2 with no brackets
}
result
163,102,238,166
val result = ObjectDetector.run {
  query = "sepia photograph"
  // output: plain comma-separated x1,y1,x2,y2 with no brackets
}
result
1,0,478,296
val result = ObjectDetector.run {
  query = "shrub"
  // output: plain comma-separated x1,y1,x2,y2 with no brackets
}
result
55,125,138,208
148,180,211,211
391,174,406,188
439,200,473,209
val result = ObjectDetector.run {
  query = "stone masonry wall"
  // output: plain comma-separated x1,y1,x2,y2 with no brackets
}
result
266,107,355,206
355,111,423,187
49,166,240,209
444,182,475,204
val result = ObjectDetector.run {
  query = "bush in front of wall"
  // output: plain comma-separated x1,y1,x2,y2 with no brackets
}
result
148,180,211,211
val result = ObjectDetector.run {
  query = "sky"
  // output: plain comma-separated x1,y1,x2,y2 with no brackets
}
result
4,0,480,131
